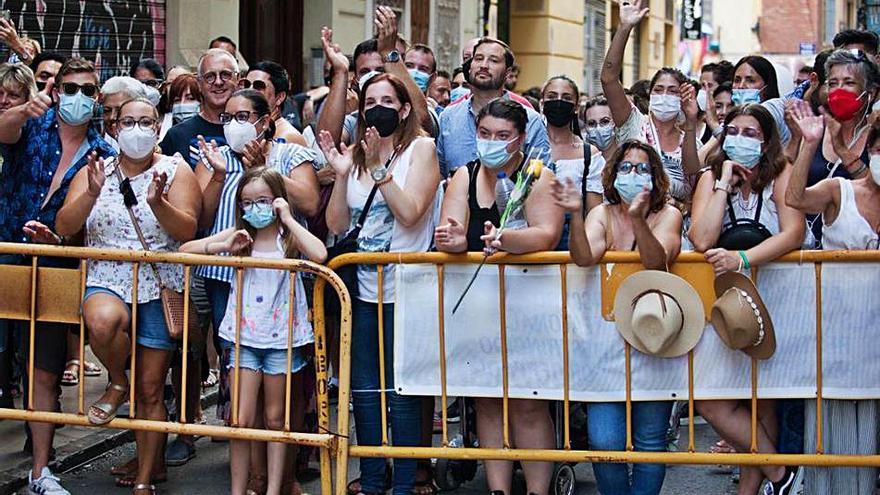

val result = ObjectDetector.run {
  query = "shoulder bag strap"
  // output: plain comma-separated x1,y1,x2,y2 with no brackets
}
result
354,148,399,230
753,187,765,223
725,194,739,225
111,162,166,288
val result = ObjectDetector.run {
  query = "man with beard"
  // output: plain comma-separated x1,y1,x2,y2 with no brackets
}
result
437,37,549,177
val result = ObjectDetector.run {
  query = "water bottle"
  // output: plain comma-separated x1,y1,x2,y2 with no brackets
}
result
494,172,526,230
266,137,287,168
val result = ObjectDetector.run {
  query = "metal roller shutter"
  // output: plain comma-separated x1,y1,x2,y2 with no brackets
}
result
0,0,165,82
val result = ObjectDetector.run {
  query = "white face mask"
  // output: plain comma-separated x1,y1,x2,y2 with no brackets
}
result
650,93,681,122
870,154,880,185
224,119,258,153
358,70,380,91
117,125,157,160
696,89,708,112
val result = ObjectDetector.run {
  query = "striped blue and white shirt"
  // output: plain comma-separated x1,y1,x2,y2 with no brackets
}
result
195,142,319,284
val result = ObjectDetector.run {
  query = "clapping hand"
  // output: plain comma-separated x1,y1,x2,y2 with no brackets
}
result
551,177,582,213
198,135,226,174
85,152,105,197
241,138,269,168
375,6,399,55
680,83,699,124
627,187,651,218
317,130,353,176
619,0,649,28
146,170,169,206
434,217,467,252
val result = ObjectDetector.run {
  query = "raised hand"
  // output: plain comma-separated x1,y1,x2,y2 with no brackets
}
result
791,101,824,144
680,83,699,123
321,27,349,76
25,80,53,119
703,81,721,129
362,126,382,169
317,129,353,176
85,152,105,197
198,135,226,174
22,220,62,245
434,217,467,252
375,5,399,55
819,106,842,143
619,0,649,28
146,170,169,205
627,187,651,218
551,177,582,213
0,18,20,48
223,229,253,252
272,197,293,221
241,138,268,168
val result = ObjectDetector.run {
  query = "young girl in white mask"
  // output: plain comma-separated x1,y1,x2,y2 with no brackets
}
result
601,0,701,204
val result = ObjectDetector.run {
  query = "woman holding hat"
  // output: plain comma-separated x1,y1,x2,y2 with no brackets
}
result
552,139,683,494
688,103,804,495
785,111,880,495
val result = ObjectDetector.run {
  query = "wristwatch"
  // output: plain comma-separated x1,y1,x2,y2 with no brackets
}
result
371,165,389,183
384,50,400,64
713,180,732,194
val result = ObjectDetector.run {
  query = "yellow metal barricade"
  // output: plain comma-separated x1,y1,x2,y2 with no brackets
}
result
0,242,351,495
319,250,880,495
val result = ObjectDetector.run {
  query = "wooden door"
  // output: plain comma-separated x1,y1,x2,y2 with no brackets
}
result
239,0,304,93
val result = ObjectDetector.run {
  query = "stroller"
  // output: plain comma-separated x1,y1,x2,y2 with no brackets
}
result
434,398,587,495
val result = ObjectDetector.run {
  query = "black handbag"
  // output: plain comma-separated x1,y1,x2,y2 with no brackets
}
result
717,192,773,251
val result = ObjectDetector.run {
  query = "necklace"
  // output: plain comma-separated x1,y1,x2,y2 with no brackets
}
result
549,133,581,148
738,190,759,212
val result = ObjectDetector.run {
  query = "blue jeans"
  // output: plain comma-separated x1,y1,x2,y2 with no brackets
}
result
777,399,804,454
587,401,673,495
351,299,421,495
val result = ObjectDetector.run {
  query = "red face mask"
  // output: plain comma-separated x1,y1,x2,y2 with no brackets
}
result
827,88,866,121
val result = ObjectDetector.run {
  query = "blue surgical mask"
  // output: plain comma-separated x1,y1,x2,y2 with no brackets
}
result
613,171,653,204
732,88,762,106
477,138,515,169
408,69,431,92
585,125,615,151
723,134,763,169
449,86,470,102
242,203,276,229
58,92,95,126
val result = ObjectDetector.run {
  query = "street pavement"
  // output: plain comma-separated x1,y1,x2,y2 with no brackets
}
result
30,417,744,494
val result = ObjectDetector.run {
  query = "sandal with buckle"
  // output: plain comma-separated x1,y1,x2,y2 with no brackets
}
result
88,382,128,425
132,483,156,494
61,360,80,386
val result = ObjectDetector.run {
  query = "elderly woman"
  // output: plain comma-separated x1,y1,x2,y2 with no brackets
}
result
163,73,202,138
0,63,36,113
787,109,880,495
55,97,201,495
688,103,804,495
553,139,681,495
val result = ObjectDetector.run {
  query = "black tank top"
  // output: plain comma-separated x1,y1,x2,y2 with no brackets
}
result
465,161,517,251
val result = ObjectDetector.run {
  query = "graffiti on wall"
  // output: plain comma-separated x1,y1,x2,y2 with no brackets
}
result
1,0,165,81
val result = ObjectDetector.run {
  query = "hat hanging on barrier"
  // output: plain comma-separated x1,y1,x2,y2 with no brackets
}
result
711,271,776,360
613,270,706,358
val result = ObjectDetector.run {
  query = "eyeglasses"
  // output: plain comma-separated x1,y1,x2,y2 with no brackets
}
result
725,125,763,140
586,117,613,129
141,78,164,88
220,110,259,124
616,161,652,176
238,79,268,91
240,197,273,209
199,70,235,84
117,116,157,130
120,178,138,208
61,82,99,98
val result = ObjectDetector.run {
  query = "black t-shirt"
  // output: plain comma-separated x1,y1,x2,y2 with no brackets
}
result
159,115,226,168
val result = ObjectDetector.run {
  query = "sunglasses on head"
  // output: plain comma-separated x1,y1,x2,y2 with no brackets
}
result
238,79,268,91
61,82,99,98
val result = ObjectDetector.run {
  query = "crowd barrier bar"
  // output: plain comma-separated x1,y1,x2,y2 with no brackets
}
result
0,242,352,495
318,250,880,495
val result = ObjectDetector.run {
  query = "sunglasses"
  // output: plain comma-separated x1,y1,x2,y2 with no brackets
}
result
240,197,273,209
117,116,158,130
220,110,260,125
199,70,235,84
616,161,652,176
120,178,138,208
141,78,164,88
61,82,99,98
238,79,268,91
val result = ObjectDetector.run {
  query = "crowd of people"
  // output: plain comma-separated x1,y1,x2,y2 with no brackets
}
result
0,0,879,494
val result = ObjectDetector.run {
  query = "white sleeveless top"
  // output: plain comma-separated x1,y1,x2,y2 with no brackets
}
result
822,178,879,250
218,235,313,349
722,182,780,236
346,137,438,303
86,155,183,303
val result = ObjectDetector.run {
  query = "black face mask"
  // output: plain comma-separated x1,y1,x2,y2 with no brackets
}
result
542,99,575,128
363,105,401,137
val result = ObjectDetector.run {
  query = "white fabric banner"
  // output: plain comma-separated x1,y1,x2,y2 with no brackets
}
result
393,262,880,401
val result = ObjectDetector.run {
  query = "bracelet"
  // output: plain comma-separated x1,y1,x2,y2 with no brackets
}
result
848,161,868,177
738,250,751,271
